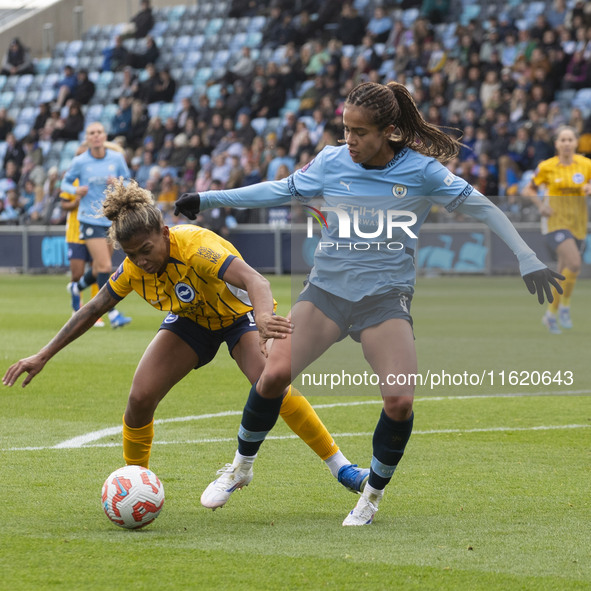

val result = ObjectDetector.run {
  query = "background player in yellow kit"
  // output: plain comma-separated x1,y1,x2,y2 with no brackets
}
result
3,178,368,497
524,125,591,333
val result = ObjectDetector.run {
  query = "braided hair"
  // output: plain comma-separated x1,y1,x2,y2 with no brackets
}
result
345,81,461,163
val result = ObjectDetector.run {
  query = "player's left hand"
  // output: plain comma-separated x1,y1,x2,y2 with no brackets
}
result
256,313,293,357
522,268,565,304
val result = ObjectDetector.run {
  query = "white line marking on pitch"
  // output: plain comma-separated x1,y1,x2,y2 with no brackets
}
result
3,389,590,452
5,423,590,451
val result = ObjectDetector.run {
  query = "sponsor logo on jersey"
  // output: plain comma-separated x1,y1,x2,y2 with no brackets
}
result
164,313,178,324
300,158,315,173
175,282,195,303
196,246,221,264
111,263,124,281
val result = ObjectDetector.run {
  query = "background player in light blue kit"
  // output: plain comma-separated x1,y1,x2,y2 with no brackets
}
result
61,122,132,328
175,81,563,525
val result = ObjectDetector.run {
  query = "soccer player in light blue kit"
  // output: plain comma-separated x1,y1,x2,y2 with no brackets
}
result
175,81,563,525
61,122,132,328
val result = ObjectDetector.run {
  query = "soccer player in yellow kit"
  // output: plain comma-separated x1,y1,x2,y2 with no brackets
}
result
3,178,368,497
524,125,591,333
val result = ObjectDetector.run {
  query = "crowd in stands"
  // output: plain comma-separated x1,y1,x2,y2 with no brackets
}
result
1,0,591,230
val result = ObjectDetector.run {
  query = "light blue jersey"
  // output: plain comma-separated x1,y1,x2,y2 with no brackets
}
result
62,149,130,227
200,145,545,300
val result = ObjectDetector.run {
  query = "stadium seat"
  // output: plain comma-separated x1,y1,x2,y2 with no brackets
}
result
158,102,177,120
0,91,14,109
37,88,55,105
16,106,36,125
250,117,268,135
65,40,83,58
85,104,103,123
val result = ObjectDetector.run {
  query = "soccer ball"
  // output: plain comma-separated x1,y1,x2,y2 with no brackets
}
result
101,465,165,529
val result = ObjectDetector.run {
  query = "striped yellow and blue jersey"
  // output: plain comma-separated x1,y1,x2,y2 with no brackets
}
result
60,179,84,245
107,225,255,330
533,154,591,239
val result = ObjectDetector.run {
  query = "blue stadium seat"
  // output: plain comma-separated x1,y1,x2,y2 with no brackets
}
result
17,106,36,125
15,74,33,90
246,31,262,48
13,123,30,140
65,40,83,58
175,84,195,101
85,104,103,123
0,91,14,109
250,117,268,135
37,88,55,105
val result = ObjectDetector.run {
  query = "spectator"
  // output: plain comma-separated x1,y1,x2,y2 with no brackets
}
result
32,103,51,133
19,178,37,214
134,63,159,103
110,96,133,140
54,65,78,110
562,50,589,90
3,133,25,170
102,36,129,73
0,108,14,141
128,99,149,149
152,68,176,103
71,69,95,105
266,144,294,181
135,150,154,188
175,97,198,134
121,0,154,39
51,101,85,141
0,37,34,76
127,35,160,69
366,6,392,44
235,111,257,147
337,3,367,47
0,188,24,223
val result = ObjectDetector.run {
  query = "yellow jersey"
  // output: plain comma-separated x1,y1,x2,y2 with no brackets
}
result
60,179,83,244
532,154,591,239
108,225,255,330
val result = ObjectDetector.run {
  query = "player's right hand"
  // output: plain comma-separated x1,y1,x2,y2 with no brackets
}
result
174,192,201,220
2,354,47,388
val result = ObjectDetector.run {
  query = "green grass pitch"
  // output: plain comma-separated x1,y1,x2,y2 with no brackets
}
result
0,273,589,590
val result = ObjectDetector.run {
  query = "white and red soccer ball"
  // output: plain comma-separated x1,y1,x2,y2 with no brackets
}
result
101,465,164,529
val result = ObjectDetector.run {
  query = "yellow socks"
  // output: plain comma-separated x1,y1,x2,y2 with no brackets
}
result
560,268,578,307
548,268,578,314
279,387,338,461
122,416,154,468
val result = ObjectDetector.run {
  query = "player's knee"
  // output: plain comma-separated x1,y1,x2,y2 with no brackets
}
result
258,364,291,397
382,394,414,421
566,259,581,274
127,389,157,417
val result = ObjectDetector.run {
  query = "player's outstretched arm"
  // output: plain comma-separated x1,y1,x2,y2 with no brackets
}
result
2,287,118,388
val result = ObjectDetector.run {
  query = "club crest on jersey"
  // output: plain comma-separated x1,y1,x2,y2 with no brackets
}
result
573,172,584,184
175,283,195,303
392,184,408,198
